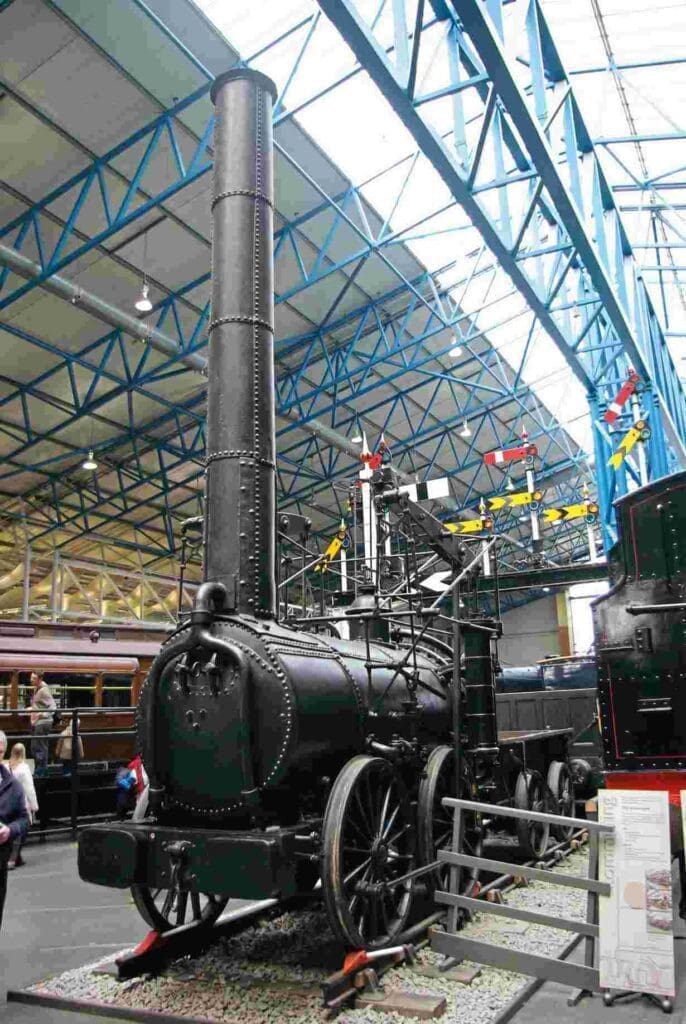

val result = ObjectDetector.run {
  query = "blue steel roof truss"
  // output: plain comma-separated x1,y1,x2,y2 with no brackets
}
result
316,0,686,549
0,0,629,597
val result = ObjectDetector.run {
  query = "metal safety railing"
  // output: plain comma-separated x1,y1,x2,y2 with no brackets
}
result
4,705,137,840
432,797,614,998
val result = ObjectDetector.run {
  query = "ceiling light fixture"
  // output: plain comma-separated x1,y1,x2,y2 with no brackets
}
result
505,476,515,492
82,450,98,471
135,230,153,313
459,420,471,438
135,281,153,313
449,340,463,358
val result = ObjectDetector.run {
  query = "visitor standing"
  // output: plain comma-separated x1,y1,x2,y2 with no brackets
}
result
29,672,55,775
0,730,29,932
7,743,38,868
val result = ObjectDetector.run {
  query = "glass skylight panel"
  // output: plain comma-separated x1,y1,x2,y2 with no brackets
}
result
540,0,686,372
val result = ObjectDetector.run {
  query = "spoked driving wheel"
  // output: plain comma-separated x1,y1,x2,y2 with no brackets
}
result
131,884,228,933
417,746,482,896
514,769,550,860
547,761,576,842
322,755,415,949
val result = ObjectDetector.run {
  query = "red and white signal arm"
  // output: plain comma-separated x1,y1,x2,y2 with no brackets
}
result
604,370,640,424
484,443,538,466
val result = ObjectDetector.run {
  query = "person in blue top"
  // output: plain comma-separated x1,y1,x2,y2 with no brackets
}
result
0,729,30,932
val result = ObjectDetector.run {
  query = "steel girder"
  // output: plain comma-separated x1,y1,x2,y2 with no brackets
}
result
0,115,588,551
315,0,686,549
0,0,598,575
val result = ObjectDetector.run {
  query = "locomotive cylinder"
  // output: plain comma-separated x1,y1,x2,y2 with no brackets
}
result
206,69,278,617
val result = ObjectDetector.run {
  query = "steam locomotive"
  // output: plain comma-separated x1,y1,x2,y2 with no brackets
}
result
78,68,575,950
593,471,686,807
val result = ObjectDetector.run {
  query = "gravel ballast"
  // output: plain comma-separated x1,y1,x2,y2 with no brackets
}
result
23,844,590,1024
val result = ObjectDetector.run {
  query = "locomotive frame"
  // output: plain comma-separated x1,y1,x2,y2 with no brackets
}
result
78,67,575,951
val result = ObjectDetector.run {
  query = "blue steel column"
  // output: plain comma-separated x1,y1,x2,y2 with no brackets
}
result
588,392,616,550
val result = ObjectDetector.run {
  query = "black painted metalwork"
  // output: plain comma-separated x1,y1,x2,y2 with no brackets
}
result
593,470,686,772
75,65,583,950
206,69,278,617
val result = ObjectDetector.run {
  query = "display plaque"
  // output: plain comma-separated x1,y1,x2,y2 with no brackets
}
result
598,789,675,997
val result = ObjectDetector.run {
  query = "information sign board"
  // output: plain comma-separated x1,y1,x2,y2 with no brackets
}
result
598,789,674,997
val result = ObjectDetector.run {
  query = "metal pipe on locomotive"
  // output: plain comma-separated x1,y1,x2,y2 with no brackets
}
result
78,68,574,949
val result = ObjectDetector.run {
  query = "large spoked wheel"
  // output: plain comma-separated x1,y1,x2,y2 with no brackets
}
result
322,755,415,950
514,769,550,860
547,761,576,842
131,884,228,933
417,746,482,897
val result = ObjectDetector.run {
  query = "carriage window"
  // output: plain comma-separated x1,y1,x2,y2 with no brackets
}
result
16,672,97,709
0,672,11,710
17,672,39,710
103,675,132,708
13,671,134,708
63,674,96,709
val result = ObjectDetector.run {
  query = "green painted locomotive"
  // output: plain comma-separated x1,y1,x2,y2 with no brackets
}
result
594,471,686,794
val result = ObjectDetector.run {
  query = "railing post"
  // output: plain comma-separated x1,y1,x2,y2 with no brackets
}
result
448,585,463,934
70,708,80,841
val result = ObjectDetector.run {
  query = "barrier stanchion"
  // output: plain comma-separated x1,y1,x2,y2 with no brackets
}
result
432,797,613,1000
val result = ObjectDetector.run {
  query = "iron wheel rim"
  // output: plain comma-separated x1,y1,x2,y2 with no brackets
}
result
322,755,416,949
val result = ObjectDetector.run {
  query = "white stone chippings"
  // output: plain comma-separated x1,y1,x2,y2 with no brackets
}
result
27,848,590,1024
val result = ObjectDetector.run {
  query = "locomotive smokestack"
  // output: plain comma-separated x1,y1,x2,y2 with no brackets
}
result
207,69,278,617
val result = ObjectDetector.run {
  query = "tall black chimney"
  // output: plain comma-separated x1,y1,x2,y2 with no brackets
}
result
207,69,278,617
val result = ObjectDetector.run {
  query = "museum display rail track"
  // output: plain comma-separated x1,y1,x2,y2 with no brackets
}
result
7,826,590,1024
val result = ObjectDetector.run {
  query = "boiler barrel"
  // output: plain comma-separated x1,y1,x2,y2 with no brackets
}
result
138,623,449,819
